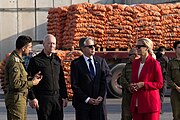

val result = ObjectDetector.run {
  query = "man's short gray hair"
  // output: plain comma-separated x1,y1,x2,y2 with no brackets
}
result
43,34,56,43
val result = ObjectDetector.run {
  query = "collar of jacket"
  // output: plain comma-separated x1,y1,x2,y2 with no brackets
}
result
137,54,154,64
12,50,24,63
40,50,56,59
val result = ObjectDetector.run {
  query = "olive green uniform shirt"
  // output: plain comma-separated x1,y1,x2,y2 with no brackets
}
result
167,58,180,120
4,50,33,120
4,50,33,94
167,58,180,89
119,61,132,120
120,61,132,93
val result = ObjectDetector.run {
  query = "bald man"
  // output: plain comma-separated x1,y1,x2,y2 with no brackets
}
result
118,48,139,120
27,34,68,120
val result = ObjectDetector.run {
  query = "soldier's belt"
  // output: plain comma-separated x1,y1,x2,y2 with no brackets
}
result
8,91,27,96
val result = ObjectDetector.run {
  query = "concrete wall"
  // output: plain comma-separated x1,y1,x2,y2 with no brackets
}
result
115,0,179,4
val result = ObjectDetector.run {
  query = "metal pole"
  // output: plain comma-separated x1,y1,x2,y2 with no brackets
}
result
17,0,19,37
35,0,37,41
53,0,55,8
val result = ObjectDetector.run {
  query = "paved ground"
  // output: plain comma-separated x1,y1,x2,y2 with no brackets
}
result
0,91,174,120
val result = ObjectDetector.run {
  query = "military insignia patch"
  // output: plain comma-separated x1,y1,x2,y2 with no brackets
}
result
13,67,19,72
14,57,20,62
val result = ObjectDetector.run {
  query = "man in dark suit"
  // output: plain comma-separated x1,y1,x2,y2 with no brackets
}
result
70,37,111,120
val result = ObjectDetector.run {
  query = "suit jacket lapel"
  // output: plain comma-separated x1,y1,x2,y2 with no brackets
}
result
94,56,100,81
79,56,90,75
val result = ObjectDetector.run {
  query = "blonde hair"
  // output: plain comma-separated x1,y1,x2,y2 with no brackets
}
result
138,38,156,59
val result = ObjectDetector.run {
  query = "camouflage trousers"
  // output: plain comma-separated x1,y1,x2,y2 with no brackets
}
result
121,92,132,120
5,93,27,120
171,90,180,120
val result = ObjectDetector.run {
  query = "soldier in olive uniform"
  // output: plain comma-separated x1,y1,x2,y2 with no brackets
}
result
4,35,42,120
167,41,180,120
156,46,168,114
118,48,139,120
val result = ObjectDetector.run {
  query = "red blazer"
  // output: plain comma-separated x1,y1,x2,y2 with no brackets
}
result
130,55,163,113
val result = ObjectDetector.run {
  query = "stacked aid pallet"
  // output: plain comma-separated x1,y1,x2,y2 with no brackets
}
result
62,3,107,49
47,3,180,50
0,53,11,93
157,3,180,48
132,4,163,48
105,4,134,49
47,7,68,49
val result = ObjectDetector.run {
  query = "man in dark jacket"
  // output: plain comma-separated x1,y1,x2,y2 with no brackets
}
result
167,41,180,120
71,37,111,120
27,34,68,120
156,46,168,114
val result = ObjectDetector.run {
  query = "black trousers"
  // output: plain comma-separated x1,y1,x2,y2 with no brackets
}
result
75,105,105,120
36,94,63,120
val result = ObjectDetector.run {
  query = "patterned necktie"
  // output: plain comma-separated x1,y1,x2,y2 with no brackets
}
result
88,58,95,78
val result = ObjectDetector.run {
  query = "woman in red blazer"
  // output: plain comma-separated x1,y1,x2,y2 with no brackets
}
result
130,38,163,120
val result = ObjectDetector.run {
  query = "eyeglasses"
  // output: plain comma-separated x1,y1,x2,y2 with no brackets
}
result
84,45,96,48
136,45,147,49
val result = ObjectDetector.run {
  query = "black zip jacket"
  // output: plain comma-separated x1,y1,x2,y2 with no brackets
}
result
27,50,68,100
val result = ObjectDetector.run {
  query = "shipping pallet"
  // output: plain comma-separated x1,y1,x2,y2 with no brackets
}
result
60,46,129,52
96,47,129,52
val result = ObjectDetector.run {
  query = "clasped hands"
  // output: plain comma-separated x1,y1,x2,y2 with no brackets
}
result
88,96,103,106
129,82,144,92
